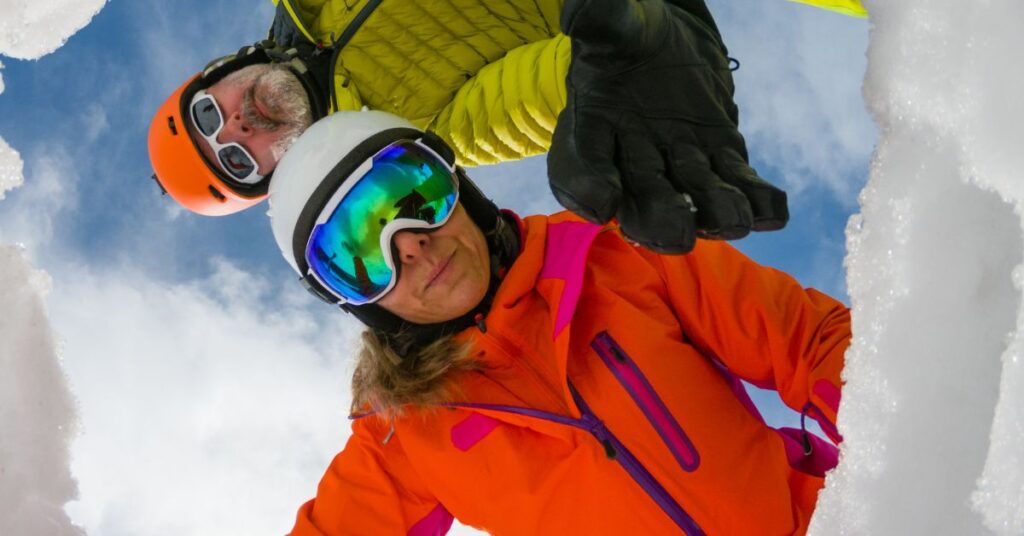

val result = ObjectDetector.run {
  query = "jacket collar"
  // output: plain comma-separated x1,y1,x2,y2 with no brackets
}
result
486,212,607,404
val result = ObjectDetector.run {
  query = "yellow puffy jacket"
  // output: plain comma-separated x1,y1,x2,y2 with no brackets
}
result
271,0,865,166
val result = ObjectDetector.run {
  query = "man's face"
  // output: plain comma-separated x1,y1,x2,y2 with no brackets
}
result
196,66,309,176
378,204,491,324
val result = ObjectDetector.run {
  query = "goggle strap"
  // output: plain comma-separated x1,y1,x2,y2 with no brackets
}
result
456,167,500,231
419,130,456,168
299,275,340,305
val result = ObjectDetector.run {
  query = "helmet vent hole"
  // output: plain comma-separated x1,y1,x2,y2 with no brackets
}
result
167,116,178,136
208,186,227,202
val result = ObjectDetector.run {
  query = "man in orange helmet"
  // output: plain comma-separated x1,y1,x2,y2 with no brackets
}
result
148,41,329,216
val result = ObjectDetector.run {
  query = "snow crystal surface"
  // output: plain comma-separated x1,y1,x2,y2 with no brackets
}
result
0,246,83,535
0,0,107,60
0,134,21,200
0,56,22,201
810,0,1024,534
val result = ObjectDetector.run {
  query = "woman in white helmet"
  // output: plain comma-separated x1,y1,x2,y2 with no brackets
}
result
268,110,849,535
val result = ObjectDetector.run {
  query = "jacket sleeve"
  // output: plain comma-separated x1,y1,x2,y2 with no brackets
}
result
428,34,570,167
788,0,867,18
647,240,850,441
291,417,454,536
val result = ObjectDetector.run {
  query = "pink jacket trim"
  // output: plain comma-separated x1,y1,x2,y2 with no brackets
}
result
774,427,839,478
451,413,500,451
408,503,455,536
813,379,842,414
539,221,603,338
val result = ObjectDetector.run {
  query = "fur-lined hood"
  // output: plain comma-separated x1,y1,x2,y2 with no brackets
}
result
351,330,479,417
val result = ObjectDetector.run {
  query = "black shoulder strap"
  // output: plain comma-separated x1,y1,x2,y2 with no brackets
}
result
268,0,314,48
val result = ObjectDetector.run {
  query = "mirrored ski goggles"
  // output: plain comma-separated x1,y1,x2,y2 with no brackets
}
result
189,90,264,185
304,139,459,305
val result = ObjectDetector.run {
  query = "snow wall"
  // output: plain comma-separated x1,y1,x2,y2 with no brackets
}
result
810,0,1024,534
0,1,106,534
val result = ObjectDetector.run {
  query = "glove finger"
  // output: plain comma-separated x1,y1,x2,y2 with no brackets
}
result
560,0,650,51
667,140,753,240
616,134,697,254
710,145,789,232
547,108,623,224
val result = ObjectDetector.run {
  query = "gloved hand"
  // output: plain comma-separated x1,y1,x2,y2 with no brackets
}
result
548,0,788,254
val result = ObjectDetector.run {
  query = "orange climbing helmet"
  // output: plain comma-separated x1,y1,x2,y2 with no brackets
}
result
147,40,330,216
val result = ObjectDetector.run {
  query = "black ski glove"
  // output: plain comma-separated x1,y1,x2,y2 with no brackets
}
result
548,0,788,254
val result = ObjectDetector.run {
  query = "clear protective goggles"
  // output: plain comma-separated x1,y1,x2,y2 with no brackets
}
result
304,139,460,305
189,89,264,185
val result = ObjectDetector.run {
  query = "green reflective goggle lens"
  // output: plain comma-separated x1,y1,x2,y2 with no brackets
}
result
305,140,459,305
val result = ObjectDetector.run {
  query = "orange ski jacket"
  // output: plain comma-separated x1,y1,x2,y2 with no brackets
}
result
291,212,849,535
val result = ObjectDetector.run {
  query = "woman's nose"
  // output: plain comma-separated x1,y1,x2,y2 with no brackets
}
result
392,231,429,263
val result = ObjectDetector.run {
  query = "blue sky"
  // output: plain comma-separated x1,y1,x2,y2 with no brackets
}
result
0,0,873,533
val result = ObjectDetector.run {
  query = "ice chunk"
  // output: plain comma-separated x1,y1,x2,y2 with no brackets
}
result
0,0,107,60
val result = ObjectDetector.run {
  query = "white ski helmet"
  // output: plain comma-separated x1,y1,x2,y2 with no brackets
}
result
267,110,517,355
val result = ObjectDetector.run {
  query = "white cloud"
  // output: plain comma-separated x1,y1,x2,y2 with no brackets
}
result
0,145,78,256
52,257,361,535
81,103,110,144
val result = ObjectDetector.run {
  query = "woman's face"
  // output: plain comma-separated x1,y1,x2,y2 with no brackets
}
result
378,204,491,324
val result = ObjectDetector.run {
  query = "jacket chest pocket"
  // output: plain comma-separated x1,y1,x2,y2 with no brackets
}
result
591,331,701,472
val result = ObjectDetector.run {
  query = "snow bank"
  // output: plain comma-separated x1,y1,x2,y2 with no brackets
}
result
0,246,83,535
0,0,107,533
0,0,107,60
811,1,1024,534
0,135,21,200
